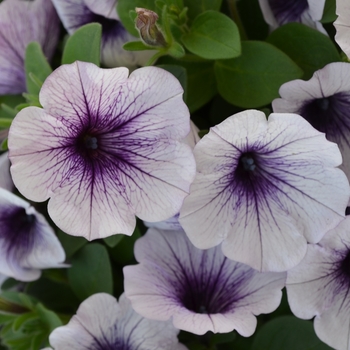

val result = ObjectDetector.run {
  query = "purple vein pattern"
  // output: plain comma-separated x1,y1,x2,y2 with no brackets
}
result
124,228,286,335
273,62,350,188
0,0,60,94
179,110,350,272
0,188,65,281
8,62,196,240
287,216,350,350
51,0,152,68
258,0,326,33
47,293,187,350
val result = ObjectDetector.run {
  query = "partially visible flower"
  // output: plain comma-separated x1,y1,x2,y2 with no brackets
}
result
124,228,286,335
286,216,350,350
135,8,166,47
0,0,60,95
258,0,326,33
272,62,350,184
8,62,196,240
0,152,13,191
334,0,350,59
143,120,200,231
46,292,187,350
51,0,153,68
0,188,65,282
179,110,349,272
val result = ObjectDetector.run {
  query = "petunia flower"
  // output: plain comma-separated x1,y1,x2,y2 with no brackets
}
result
51,0,153,68
46,292,187,350
0,0,60,95
8,62,196,240
258,0,326,33
124,228,286,335
286,216,350,350
0,188,65,282
334,0,350,59
0,152,13,191
179,110,350,272
143,120,200,231
272,62,350,185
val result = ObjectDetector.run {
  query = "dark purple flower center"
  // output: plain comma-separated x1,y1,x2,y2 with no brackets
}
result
299,93,350,147
88,335,128,350
235,152,260,181
92,14,118,36
0,206,36,256
76,131,101,160
84,135,98,150
268,0,309,24
340,249,350,280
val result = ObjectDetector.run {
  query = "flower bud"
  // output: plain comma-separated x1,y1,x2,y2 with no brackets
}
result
135,8,167,47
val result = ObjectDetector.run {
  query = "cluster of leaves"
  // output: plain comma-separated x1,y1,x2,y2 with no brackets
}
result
0,0,342,349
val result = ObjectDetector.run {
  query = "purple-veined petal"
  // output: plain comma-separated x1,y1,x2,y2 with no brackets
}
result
273,62,350,188
287,216,350,350
335,0,350,59
0,0,59,94
9,62,196,240
0,188,65,282
258,0,326,33
48,293,187,350
85,0,118,20
179,110,349,272
124,228,286,336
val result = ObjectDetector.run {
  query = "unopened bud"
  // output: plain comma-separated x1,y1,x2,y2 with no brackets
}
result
135,8,167,47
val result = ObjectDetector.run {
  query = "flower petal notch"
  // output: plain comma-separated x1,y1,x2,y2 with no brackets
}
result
258,0,326,33
124,228,286,336
179,110,350,272
8,62,195,241
0,0,60,95
0,188,65,282
51,0,152,68
286,216,350,350
334,0,350,59
47,292,187,350
273,62,350,185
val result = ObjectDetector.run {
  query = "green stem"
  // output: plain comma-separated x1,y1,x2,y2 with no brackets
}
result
227,0,248,40
144,50,167,66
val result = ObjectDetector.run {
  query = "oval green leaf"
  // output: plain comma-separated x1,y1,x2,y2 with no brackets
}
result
215,41,303,108
68,243,113,300
267,23,341,79
251,316,333,350
62,23,102,66
182,10,241,60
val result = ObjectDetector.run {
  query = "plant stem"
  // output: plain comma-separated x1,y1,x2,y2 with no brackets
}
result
227,0,248,40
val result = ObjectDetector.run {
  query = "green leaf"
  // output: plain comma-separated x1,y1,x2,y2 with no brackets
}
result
0,118,12,129
321,0,336,23
215,41,303,108
103,234,124,248
117,0,157,37
267,23,340,79
12,312,37,332
1,104,18,119
1,138,8,151
25,42,52,95
123,41,153,51
156,64,187,101
62,23,102,66
183,0,222,21
56,230,87,258
182,10,240,60
35,303,62,332
68,243,113,300
167,41,186,58
251,316,333,350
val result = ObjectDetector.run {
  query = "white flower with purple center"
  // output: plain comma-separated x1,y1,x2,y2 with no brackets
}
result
334,0,350,59
258,0,326,33
0,188,65,282
286,216,350,350
124,228,286,335
273,62,350,184
8,62,195,240
0,0,60,95
46,292,187,350
179,110,350,272
51,0,152,68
